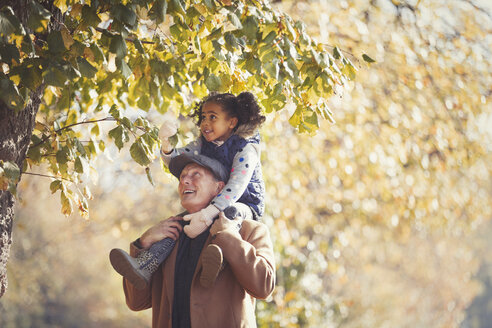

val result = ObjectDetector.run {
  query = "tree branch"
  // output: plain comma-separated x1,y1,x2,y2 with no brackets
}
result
22,172,73,182
30,117,116,149
94,27,155,44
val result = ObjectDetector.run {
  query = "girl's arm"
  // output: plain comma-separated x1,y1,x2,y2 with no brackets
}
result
160,138,203,166
211,143,259,211
181,143,259,237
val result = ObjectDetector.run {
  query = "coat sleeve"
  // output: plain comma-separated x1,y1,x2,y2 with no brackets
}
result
122,241,152,311
160,138,202,166
213,222,276,299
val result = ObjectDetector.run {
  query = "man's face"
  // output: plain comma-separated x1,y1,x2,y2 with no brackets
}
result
178,163,223,213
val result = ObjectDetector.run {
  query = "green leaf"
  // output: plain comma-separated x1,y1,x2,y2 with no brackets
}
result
168,134,178,148
362,54,376,63
121,117,132,130
205,74,222,91
74,157,84,173
108,125,129,150
242,16,258,40
116,58,132,79
130,140,152,166
27,143,42,163
262,31,276,44
341,62,356,80
60,61,81,80
264,59,280,80
43,65,67,87
169,23,181,38
285,18,297,39
91,123,100,136
319,102,335,124
0,74,24,109
245,57,262,74
20,63,42,90
333,46,342,60
289,107,301,127
146,167,155,186
224,32,238,51
149,0,168,24
77,57,98,78
74,138,86,156
112,4,137,27
228,12,242,29
169,0,186,16
286,39,298,60
207,27,223,41
50,180,62,194
0,43,20,65
194,35,202,52
89,43,105,63
1,161,20,182
82,5,101,28
27,0,51,32
60,191,73,216
109,104,120,119
134,39,145,54
137,94,151,111
0,7,23,36
110,35,127,59
56,147,70,165
21,34,35,55
304,110,319,128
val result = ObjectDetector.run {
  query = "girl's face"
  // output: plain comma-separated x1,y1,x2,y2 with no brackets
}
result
200,102,238,142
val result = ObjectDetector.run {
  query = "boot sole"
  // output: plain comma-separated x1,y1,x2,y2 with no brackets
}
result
200,244,223,288
109,249,149,290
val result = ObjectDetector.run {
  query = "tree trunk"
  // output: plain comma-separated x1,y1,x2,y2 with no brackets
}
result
0,0,60,298
0,87,43,297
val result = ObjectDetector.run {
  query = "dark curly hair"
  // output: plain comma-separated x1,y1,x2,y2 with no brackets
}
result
191,92,266,131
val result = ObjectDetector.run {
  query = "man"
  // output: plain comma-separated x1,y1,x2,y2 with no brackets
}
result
122,153,276,327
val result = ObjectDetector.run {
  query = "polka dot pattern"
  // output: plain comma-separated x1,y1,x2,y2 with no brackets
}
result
196,132,265,216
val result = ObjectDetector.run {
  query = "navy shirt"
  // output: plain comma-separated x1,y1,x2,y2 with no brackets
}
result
172,225,209,328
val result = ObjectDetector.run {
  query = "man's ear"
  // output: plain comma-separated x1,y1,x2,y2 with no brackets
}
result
216,181,225,194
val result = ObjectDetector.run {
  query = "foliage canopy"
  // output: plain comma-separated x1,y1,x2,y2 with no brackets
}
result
0,0,362,215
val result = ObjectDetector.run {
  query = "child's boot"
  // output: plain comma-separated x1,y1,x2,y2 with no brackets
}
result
199,206,244,288
110,248,152,290
200,244,224,288
110,237,176,289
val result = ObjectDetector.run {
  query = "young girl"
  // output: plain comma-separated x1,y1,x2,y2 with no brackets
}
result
110,92,266,289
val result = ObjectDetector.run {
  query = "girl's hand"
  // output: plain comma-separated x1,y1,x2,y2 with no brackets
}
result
139,216,183,249
158,113,179,140
183,205,220,238
159,114,179,153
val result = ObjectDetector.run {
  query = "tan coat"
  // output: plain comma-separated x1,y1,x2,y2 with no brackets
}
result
123,220,276,328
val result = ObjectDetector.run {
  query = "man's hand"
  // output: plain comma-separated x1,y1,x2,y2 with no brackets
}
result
139,216,183,249
210,212,242,237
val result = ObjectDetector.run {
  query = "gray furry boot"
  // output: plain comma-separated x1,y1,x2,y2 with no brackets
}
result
110,237,176,289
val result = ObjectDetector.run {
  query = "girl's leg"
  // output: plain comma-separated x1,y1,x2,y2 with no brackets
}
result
109,237,176,290
200,203,252,288
223,202,253,222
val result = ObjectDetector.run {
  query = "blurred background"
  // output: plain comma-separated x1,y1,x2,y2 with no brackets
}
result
1,0,491,327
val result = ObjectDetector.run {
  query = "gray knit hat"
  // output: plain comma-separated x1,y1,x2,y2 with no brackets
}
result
169,153,229,182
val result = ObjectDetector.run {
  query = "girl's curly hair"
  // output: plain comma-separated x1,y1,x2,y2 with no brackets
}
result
191,92,266,131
